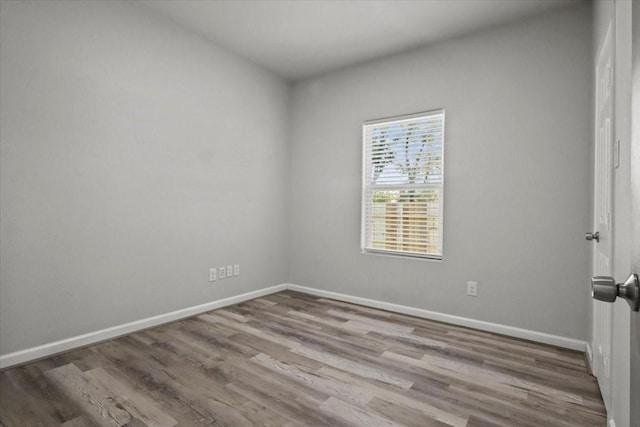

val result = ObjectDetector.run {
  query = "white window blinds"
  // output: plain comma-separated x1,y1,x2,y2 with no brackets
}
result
361,110,445,259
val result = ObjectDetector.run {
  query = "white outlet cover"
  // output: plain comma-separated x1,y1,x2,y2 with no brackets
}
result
467,281,478,296
219,267,226,279
209,268,217,282
234,264,240,276
226,265,233,277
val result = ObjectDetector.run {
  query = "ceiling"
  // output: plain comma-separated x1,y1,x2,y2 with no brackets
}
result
139,0,580,81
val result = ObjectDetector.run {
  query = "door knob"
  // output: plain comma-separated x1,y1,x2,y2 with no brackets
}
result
585,232,600,242
591,273,640,311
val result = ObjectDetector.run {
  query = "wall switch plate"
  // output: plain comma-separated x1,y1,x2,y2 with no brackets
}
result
219,266,226,279
226,265,233,277
209,268,217,282
234,264,240,276
467,281,478,297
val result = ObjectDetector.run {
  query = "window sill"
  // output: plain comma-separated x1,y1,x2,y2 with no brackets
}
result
361,249,443,262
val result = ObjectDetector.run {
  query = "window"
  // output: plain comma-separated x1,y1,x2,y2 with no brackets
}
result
361,110,445,259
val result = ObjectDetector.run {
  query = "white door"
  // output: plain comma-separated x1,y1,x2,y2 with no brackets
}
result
629,2,640,423
592,21,614,412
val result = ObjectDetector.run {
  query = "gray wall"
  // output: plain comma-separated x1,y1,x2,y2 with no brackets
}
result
0,1,596,357
0,1,291,355
289,5,593,340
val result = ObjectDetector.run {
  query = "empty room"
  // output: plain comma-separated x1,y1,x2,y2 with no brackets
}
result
1,0,639,426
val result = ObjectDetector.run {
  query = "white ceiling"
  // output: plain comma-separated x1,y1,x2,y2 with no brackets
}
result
139,0,580,81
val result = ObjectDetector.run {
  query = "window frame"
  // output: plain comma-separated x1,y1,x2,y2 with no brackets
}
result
360,109,445,260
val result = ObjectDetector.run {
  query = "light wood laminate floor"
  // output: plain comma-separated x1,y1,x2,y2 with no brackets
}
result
0,291,606,426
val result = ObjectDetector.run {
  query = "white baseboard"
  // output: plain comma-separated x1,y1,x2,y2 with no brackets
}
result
586,342,594,373
1,282,588,369
608,418,616,427
0,284,287,369
285,284,587,351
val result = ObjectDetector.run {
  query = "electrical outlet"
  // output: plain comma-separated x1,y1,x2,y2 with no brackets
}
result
226,265,233,277
233,264,240,276
209,268,217,282
467,281,478,297
219,266,226,279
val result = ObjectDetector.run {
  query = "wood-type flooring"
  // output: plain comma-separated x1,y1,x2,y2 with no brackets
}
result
0,290,606,426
